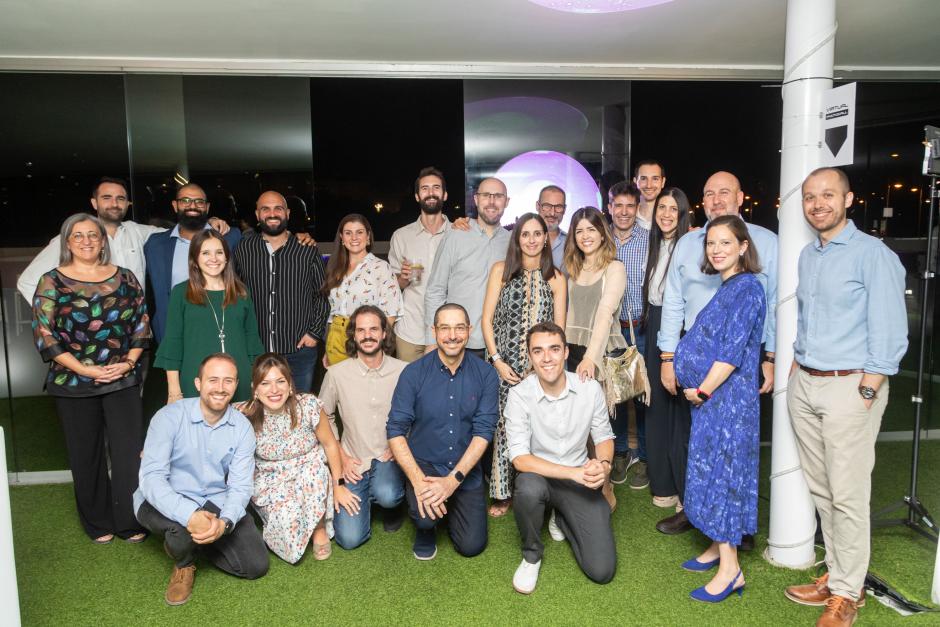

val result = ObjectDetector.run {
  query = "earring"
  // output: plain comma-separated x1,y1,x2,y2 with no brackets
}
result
739,251,744,257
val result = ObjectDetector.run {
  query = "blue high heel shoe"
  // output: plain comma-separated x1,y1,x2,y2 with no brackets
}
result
681,556,720,572
690,571,745,603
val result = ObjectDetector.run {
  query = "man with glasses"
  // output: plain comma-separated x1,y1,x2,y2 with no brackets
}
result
387,303,498,560
424,178,511,359
536,185,568,273
145,183,243,341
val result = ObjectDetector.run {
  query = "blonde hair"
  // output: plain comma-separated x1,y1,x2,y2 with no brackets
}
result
563,207,617,278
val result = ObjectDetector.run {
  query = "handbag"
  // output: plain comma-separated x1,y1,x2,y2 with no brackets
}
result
602,302,651,415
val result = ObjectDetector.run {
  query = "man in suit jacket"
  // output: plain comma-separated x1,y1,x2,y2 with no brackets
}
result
145,182,242,342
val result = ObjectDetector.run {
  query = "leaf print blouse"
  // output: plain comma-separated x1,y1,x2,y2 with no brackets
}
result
327,252,404,320
32,267,151,398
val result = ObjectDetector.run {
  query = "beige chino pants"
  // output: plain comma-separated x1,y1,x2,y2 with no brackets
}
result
787,368,889,601
394,333,425,363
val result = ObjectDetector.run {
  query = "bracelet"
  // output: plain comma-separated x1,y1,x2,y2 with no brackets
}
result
696,388,712,401
764,356,775,364
124,358,137,368
599,459,611,466
661,357,673,363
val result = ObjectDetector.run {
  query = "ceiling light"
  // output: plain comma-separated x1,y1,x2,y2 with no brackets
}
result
890,153,899,158
528,0,673,13
892,183,903,189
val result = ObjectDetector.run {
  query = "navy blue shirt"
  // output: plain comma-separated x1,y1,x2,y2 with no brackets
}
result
386,350,498,489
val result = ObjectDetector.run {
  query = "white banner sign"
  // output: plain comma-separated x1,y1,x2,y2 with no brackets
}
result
821,82,856,167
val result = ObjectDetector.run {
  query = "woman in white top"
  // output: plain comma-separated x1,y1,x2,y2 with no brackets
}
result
563,206,626,511
321,214,402,366
640,188,693,511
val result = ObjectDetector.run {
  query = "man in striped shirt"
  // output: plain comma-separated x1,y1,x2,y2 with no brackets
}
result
233,191,330,392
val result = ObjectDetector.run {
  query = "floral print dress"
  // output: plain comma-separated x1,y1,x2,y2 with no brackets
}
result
251,393,333,564
328,252,403,320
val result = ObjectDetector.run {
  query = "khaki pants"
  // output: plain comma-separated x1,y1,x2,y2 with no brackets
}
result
787,368,888,601
395,333,425,363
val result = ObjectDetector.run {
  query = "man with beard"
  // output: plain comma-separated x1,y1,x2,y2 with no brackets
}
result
388,167,452,362
145,183,243,341
232,190,329,392
387,303,498,560
536,185,568,272
633,160,667,231
134,353,268,606
424,177,511,358
656,170,777,541
319,305,407,549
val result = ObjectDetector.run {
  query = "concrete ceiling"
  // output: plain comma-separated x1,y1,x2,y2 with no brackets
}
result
1,0,938,79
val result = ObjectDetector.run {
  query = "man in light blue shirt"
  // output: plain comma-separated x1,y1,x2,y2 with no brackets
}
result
536,185,568,273
134,353,267,606
655,170,777,538
785,168,907,624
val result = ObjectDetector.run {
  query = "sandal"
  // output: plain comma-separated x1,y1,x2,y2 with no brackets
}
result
126,533,148,544
488,499,512,518
313,541,332,561
93,534,114,545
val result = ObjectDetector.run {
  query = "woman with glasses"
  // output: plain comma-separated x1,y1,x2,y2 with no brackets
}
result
321,214,402,367
31,213,151,545
155,229,264,403
481,212,567,517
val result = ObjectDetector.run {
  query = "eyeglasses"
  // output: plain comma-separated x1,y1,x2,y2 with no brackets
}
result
176,197,207,208
539,202,567,212
69,231,101,242
435,324,470,334
475,192,506,202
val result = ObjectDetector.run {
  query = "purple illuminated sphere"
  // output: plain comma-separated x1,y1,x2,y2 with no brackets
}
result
528,0,674,14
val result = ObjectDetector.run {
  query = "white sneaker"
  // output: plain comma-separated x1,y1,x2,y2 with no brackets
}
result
512,559,542,594
548,511,565,541
652,495,679,509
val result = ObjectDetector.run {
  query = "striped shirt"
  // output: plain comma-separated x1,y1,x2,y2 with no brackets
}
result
233,232,330,353
614,225,649,323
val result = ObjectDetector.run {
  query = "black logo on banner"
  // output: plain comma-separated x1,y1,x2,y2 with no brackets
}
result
826,126,848,157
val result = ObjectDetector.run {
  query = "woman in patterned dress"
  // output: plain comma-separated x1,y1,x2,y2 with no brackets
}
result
321,214,403,367
31,213,151,544
238,353,359,564
481,213,567,517
674,215,765,602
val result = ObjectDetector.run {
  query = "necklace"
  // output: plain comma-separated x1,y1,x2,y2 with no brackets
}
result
207,295,227,352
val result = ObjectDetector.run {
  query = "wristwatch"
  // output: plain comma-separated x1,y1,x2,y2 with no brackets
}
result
336,477,346,486
696,388,712,402
858,385,876,401
221,517,234,535
489,353,502,364
452,470,465,484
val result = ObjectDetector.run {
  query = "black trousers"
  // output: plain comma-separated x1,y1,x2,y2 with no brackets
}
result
136,500,269,579
643,306,692,500
53,385,145,539
513,473,616,584
405,462,488,557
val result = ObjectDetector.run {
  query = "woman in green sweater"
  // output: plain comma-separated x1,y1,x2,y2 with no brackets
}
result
155,230,264,402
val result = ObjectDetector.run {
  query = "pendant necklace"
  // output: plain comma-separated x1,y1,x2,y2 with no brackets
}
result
207,295,227,352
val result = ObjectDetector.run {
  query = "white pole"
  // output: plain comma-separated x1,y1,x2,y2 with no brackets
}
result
766,0,834,569
0,428,22,626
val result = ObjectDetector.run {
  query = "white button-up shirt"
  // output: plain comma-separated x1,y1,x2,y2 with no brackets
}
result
504,372,614,467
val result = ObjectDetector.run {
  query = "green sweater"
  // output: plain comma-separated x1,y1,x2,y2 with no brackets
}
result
154,284,264,401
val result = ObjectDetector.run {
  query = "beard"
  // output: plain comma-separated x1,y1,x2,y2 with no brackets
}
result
178,210,209,231
356,339,383,356
419,195,444,215
260,217,288,236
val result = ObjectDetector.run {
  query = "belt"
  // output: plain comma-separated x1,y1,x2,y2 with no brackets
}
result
620,317,645,329
799,364,864,377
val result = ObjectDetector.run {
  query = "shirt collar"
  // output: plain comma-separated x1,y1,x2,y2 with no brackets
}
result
815,219,857,250
355,354,391,376
170,223,211,241
536,372,577,402
186,399,234,428
436,352,465,375
415,215,450,235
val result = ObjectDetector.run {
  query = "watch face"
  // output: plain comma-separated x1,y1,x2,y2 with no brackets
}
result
454,470,465,483
859,386,876,400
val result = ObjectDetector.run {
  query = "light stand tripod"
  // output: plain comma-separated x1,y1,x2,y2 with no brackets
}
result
872,125,940,543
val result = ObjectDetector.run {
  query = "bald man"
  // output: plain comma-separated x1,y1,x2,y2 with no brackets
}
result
654,171,778,540
232,191,329,392
145,183,243,341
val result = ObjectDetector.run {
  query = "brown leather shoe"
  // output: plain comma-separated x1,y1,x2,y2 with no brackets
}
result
785,573,866,607
656,511,693,535
816,595,857,626
165,564,196,606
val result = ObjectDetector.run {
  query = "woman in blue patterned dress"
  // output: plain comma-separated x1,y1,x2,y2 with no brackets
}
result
481,213,567,517
674,215,765,603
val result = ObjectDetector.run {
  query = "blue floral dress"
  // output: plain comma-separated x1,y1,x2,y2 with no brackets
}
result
674,272,765,545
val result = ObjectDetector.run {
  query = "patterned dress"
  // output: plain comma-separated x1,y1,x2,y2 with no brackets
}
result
674,273,766,545
489,268,554,500
251,393,333,564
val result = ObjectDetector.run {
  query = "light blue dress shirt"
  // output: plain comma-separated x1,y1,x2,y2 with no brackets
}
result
794,220,908,374
133,398,256,527
551,231,567,275
658,222,778,353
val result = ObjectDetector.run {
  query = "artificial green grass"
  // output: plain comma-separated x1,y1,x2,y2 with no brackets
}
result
10,441,940,626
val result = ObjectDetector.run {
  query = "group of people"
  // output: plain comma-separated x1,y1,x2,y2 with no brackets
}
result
21,162,907,626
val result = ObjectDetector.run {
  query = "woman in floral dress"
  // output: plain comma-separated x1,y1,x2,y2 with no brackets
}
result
321,214,403,366
238,353,359,563
481,213,566,516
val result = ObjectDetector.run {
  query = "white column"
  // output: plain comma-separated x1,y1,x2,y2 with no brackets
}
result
766,0,835,569
0,428,22,626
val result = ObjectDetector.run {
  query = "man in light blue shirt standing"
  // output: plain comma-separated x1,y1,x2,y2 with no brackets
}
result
536,184,568,272
134,353,267,606
785,168,907,626
655,170,778,538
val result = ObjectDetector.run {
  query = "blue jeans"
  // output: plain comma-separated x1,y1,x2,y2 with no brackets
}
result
333,459,405,550
614,325,646,460
283,346,318,393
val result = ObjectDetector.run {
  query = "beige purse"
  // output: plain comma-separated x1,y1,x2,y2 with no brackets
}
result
602,303,651,415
